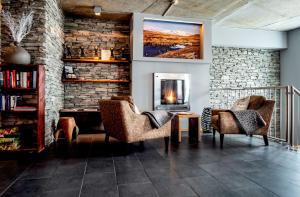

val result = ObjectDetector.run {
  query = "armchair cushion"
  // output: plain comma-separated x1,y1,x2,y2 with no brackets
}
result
248,96,266,110
231,96,250,111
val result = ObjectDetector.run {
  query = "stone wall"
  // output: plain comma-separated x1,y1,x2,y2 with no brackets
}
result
210,46,280,107
64,17,130,109
1,0,64,146
43,0,64,145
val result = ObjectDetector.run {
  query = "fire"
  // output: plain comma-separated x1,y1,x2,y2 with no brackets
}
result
165,89,176,104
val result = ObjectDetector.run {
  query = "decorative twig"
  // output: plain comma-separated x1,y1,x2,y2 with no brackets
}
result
2,10,34,44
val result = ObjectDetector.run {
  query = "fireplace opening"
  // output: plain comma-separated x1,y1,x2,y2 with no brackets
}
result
161,80,184,105
154,73,190,111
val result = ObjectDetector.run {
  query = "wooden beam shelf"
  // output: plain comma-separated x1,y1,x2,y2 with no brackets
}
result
62,79,130,83
62,58,129,64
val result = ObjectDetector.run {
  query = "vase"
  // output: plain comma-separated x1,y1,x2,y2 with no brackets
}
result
3,43,31,65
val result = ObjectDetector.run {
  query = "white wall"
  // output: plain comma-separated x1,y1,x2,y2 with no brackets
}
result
212,26,287,49
280,28,300,144
132,61,210,114
281,28,300,87
131,13,212,114
130,13,287,114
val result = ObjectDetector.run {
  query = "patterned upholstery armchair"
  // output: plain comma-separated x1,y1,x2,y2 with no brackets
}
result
99,100,171,151
211,96,275,148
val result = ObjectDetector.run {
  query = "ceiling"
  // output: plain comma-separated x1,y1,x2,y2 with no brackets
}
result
61,0,300,31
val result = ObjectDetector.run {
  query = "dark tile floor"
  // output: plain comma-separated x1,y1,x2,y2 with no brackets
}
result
1,133,300,197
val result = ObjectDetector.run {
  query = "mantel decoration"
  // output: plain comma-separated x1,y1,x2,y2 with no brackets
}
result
2,10,34,64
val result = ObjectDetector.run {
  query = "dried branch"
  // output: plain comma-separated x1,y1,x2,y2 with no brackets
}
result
2,10,34,44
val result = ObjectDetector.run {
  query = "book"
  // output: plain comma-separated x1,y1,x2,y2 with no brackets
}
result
2,96,5,111
16,71,20,88
0,72,3,87
6,70,10,88
13,106,37,111
82,108,99,112
27,72,31,88
2,71,6,88
1,70,37,89
32,71,37,89
12,70,16,88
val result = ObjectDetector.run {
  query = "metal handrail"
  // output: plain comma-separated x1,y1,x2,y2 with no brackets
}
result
211,86,288,91
290,86,300,149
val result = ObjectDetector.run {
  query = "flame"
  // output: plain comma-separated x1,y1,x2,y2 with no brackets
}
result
165,89,176,104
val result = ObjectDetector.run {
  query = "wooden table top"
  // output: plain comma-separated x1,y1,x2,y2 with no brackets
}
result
175,112,200,118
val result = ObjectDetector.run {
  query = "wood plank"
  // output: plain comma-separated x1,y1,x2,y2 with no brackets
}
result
37,65,45,152
62,58,129,64
62,79,130,83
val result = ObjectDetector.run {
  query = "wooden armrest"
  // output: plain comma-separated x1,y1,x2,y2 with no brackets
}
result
211,109,228,116
218,112,240,134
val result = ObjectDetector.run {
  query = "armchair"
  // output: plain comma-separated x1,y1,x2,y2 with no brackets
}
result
211,96,275,148
99,100,171,151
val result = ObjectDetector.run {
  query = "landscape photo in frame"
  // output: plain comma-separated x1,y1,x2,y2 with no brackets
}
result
143,19,202,59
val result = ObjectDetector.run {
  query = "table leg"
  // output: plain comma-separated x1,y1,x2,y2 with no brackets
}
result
189,117,199,143
171,116,180,143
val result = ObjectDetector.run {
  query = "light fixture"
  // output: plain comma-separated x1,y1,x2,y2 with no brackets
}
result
94,6,102,16
172,0,179,5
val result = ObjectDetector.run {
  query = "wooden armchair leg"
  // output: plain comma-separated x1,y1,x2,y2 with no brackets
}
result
105,132,109,144
220,134,224,149
263,135,269,146
139,141,145,151
164,137,169,152
213,129,216,137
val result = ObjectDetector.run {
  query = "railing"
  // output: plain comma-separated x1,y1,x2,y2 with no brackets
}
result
290,86,300,150
210,86,300,149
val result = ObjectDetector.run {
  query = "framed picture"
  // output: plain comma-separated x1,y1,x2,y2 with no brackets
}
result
143,19,202,60
64,65,76,79
64,65,74,74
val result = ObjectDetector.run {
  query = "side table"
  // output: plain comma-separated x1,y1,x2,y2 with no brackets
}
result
171,113,202,143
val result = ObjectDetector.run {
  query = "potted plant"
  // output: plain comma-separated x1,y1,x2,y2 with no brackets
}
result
2,10,34,64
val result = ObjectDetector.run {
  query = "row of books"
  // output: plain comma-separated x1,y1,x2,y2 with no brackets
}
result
0,127,20,151
0,70,37,89
0,95,37,111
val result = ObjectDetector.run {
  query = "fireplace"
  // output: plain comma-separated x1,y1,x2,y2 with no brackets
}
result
154,73,190,111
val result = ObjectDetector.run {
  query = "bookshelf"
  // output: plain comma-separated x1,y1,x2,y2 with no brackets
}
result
0,64,45,153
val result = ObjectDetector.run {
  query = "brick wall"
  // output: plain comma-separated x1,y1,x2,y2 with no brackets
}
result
210,46,280,107
64,17,131,109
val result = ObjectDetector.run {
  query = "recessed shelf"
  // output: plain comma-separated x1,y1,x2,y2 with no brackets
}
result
62,58,129,64
1,88,37,94
1,110,37,113
0,147,41,153
0,64,39,71
62,79,130,83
